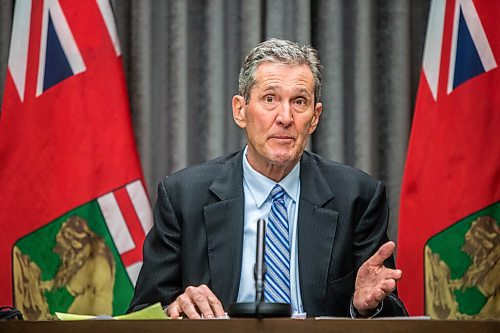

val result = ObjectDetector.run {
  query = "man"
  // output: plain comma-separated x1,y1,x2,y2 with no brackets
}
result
129,39,406,318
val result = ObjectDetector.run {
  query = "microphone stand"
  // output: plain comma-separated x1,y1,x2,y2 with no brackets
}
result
228,219,291,318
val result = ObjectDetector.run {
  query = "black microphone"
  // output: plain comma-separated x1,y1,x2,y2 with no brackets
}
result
228,219,291,318
254,218,266,303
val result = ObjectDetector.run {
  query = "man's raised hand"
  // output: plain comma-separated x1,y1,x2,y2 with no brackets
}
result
353,241,403,316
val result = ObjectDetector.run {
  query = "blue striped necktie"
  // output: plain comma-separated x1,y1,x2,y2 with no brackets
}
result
264,184,291,304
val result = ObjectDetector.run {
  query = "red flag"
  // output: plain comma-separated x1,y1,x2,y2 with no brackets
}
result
398,0,499,318
0,0,152,318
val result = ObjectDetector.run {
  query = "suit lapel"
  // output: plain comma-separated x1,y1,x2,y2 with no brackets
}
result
203,151,244,307
298,152,339,314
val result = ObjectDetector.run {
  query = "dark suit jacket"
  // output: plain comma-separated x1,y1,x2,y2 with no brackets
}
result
129,150,406,317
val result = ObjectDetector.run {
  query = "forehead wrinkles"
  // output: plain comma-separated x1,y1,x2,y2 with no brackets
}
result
255,76,314,92
256,82,314,98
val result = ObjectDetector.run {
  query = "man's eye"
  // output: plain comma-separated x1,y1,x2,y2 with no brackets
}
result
264,96,275,103
295,98,307,105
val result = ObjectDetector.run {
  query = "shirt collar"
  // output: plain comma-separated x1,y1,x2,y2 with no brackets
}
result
242,146,300,208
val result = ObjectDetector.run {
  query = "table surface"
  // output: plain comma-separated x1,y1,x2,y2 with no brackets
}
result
1,318,499,333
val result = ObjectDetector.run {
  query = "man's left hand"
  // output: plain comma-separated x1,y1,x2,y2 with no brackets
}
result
353,241,402,317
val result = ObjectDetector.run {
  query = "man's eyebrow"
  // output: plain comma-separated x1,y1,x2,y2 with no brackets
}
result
294,87,313,96
261,85,281,92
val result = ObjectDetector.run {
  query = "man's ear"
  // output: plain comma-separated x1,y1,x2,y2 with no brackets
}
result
308,102,322,134
232,95,246,129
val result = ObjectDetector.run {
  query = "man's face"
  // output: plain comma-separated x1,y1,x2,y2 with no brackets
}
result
232,62,322,178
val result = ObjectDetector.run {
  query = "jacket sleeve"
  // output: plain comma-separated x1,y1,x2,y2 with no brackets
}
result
128,180,183,312
351,181,408,317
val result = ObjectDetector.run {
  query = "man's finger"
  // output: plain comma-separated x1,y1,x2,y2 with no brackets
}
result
380,279,396,293
198,284,225,318
386,269,402,281
181,303,201,319
208,295,225,317
192,293,214,319
178,295,201,319
167,302,181,319
366,241,396,266
373,289,386,303
364,293,380,309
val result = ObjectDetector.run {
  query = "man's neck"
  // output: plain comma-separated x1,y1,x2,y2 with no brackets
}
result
245,154,300,182
258,164,296,182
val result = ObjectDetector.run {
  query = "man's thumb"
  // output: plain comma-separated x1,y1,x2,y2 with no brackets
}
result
369,241,395,266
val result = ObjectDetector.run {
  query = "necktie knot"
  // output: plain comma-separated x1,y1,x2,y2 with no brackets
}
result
271,184,285,202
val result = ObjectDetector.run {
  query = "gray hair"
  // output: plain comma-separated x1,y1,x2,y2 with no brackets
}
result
238,38,322,103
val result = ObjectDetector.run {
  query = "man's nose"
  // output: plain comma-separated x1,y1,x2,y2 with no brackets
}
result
276,102,293,126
